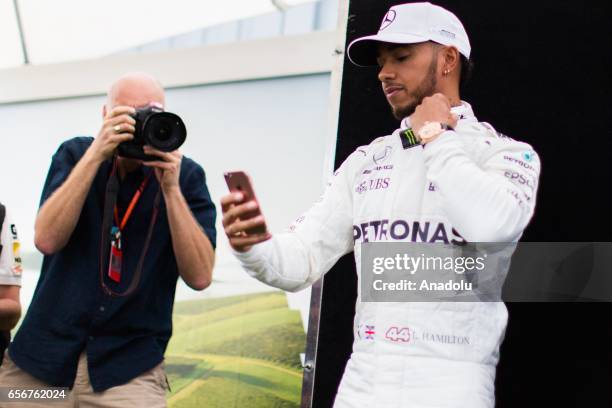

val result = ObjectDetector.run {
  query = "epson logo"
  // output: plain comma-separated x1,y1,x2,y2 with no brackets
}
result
504,171,535,191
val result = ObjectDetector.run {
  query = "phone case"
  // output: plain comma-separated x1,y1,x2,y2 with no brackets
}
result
224,171,267,235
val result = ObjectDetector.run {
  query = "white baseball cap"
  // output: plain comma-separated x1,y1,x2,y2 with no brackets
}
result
347,2,471,67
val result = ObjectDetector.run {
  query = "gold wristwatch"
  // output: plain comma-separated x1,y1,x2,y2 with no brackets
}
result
417,121,453,144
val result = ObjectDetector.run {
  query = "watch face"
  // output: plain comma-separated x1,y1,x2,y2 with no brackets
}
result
419,122,443,141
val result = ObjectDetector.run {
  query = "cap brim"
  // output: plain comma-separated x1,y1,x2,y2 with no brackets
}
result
347,33,429,67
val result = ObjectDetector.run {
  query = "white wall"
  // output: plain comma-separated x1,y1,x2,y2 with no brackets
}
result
0,74,332,318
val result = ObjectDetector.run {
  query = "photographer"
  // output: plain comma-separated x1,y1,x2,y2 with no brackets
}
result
0,72,216,406
0,203,22,364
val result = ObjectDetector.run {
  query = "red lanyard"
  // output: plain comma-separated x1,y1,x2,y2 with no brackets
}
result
101,156,161,296
114,172,151,231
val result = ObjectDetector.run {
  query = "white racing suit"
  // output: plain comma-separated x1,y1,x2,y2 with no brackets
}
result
233,102,540,407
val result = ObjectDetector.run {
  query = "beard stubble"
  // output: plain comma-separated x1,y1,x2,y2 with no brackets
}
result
391,53,439,120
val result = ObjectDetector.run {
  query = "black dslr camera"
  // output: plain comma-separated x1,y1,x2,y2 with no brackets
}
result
117,106,187,161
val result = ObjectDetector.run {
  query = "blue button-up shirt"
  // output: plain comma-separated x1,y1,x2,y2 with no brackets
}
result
10,137,216,391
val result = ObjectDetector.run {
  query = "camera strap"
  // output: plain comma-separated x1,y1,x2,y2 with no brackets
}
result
107,171,151,283
114,173,151,231
99,155,160,297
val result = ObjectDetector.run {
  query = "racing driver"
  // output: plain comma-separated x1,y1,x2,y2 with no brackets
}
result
221,2,540,407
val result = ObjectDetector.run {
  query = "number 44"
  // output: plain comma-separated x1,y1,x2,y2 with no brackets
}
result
385,327,411,342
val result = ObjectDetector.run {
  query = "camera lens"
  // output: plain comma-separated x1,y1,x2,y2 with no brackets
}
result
143,112,186,152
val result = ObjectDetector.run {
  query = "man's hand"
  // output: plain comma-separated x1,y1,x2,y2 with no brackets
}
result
142,146,182,193
34,107,136,254
410,93,458,134
221,192,271,252
88,106,136,163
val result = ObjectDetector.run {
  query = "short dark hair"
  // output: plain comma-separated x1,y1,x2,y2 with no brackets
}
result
429,41,474,88
460,55,475,88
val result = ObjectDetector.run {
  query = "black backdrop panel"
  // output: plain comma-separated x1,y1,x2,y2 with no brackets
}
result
313,1,611,407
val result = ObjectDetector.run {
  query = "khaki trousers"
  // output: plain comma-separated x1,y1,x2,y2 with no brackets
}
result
0,350,167,407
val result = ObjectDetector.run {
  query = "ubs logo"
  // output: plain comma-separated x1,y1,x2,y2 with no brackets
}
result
380,9,396,30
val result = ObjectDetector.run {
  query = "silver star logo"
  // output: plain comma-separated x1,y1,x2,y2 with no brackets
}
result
380,10,396,30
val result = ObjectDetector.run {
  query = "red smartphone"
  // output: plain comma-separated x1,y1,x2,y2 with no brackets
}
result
224,171,268,235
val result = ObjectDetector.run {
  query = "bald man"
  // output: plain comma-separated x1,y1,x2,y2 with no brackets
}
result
0,72,216,407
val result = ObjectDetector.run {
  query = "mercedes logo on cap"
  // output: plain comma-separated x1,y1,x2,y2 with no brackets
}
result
380,9,396,30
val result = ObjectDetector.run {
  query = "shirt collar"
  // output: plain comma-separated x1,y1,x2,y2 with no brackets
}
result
399,100,477,130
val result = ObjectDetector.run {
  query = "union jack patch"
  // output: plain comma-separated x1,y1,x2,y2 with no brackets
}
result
364,325,375,340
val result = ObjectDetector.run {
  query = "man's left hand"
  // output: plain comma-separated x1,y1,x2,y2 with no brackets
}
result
410,93,458,134
142,146,182,193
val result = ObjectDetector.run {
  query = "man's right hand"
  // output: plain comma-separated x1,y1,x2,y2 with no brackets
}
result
34,107,135,254
221,192,271,253
88,106,137,163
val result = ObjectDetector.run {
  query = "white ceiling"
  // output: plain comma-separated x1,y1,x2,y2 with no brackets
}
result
0,0,316,68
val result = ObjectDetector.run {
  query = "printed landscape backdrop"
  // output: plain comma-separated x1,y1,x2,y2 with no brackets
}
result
165,291,305,407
